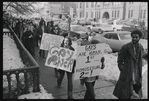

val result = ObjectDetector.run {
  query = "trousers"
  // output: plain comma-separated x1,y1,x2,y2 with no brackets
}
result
84,81,96,99
57,69,73,99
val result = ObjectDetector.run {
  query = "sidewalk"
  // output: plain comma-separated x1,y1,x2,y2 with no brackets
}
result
34,47,117,99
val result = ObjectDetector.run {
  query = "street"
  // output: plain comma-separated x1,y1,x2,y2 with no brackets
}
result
34,46,117,99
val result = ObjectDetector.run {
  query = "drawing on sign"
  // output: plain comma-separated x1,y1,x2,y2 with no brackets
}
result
58,22,69,30
40,33,64,50
45,45,75,72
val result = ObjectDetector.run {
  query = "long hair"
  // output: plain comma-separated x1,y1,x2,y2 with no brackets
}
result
39,19,46,27
61,37,72,47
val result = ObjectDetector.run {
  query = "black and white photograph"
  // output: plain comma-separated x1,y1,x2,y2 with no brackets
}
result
3,2,148,99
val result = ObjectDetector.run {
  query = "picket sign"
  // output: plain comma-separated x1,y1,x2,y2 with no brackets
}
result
58,22,69,30
40,33,64,50
45,45,76,72
74,43,106,80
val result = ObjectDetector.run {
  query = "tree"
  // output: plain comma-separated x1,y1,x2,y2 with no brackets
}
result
3,2,39,16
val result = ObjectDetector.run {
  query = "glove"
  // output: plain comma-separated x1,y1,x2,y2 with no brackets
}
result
100,57,105,63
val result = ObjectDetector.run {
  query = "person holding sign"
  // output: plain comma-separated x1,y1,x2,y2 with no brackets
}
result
46,21,54,34
79,35,105,99
56,36,76,99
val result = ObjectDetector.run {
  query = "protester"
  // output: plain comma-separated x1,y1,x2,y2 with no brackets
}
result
113,29,148,99
22,24,35,57
56,36,76,99
78,35,105,99
86,27,95,42
46,21,54,34
53,26,61,35
36,19,47,58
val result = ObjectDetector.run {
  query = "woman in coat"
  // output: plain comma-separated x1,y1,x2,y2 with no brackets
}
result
113,29,148,99
36,19,47,58
56,36,76,99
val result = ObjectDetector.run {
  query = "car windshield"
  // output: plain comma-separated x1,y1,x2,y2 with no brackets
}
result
71,26,87,32
95,24,111,27
119,33,131,40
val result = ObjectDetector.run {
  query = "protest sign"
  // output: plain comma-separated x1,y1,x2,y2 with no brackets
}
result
40,33,64,50
74,43,106,80
58,22,69,30
45,45,75,72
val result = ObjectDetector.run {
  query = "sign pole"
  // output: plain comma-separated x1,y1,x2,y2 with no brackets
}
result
68,16,71,37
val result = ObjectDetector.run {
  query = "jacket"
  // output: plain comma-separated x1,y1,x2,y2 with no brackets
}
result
113,42,147,99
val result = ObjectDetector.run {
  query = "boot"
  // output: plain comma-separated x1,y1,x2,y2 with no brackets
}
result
68,91,74,99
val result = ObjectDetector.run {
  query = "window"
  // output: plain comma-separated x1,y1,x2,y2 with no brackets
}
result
140,10,143,18
117,11,119,18
129,2,133,4
115,11,117,18
91,2,94,7
131,10,133,17
91,11,93,17
86,2,88,8
80,12,82,18
143,10,146,19
80,3,82,8
128,10,130,18
99,11,100,19
104,34,109,39
110,34,119,40
112,11,114,17
86,12,88,17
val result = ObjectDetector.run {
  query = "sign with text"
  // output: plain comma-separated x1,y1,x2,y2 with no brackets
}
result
74,43,106,80
40,33,64,50
45,45,75,72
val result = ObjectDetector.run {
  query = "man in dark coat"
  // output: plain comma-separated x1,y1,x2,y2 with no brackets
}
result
22,24,34,57
113,29,148,99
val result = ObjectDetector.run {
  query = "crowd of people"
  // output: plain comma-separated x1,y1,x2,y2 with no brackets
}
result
3,13,148,99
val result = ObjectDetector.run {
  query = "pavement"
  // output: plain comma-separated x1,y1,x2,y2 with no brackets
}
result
34,46,117,99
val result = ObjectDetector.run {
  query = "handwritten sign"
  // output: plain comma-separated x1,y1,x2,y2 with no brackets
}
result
45,45,75,72
58,22,69,30
74,43,106,80
40,33,64,50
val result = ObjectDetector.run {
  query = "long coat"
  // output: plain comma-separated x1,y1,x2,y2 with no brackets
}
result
113,42,147,99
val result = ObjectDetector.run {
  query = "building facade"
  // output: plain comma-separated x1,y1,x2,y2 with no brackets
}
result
76,2,148,26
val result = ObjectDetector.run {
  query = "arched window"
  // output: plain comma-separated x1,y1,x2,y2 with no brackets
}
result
128,7,133,18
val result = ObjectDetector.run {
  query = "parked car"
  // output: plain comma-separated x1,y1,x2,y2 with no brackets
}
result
77,19,92,26
92,31,147,52
108,20,124,31
61,25,88,39
87,23,114,34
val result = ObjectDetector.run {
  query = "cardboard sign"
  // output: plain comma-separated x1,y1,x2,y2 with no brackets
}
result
40,33,64,50
58,22,69,30
45,45,75,72
74,43,106,80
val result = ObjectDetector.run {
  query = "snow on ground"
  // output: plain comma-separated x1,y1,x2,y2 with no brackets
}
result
99,53,148,83
98,52,148,99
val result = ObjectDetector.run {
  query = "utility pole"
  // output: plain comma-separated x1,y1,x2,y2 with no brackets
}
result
68,14,71,37
138,2,141,26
